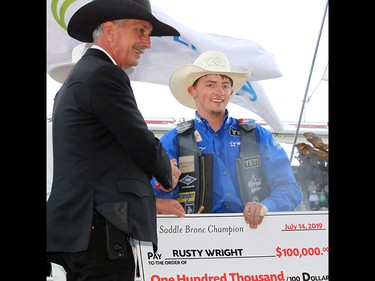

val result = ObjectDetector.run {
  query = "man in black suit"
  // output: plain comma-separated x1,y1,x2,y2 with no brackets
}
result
46,1,183,280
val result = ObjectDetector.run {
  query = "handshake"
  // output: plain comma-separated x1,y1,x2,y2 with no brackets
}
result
155,158,185,217
156,158,181,192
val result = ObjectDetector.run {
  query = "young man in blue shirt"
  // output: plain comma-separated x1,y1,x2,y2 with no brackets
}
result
152,50,302,229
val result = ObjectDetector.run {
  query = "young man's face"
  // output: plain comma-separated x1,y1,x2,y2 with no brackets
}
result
188,74,233,116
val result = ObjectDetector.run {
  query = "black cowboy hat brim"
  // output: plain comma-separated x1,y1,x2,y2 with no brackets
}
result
68,0,180,42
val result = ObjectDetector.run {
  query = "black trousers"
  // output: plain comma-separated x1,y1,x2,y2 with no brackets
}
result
47,213,135,281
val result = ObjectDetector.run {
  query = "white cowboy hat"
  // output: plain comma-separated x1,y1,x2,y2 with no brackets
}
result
48,43,134,83
169,50,252,109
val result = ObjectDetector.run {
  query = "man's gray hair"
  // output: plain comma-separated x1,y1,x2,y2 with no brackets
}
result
92,24,104,40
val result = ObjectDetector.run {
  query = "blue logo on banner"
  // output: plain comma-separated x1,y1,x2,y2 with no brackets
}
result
156,36,197,51
236,81,257,101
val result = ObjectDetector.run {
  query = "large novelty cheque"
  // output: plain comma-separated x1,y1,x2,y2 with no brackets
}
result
136,211,328,281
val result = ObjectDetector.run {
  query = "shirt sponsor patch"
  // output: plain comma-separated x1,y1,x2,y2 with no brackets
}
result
229,126,241,136
179,155,195,173
243,156,261,168
179,175,197,186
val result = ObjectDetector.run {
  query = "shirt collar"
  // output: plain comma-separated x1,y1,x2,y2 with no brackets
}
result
91,45,117,65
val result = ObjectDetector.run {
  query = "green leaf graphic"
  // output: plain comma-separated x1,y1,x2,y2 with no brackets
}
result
51,0,78,30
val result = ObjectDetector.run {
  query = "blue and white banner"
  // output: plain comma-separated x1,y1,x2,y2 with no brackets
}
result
47,0,285,130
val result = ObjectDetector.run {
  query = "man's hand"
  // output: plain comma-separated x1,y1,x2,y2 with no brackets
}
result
243,202,268,229
156,158,181,191
170,158,181,188
156,198,185,217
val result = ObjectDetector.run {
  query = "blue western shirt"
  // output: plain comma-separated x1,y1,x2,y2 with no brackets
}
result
152,111,302,213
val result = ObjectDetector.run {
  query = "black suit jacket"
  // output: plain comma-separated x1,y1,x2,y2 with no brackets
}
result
47,48,172,253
